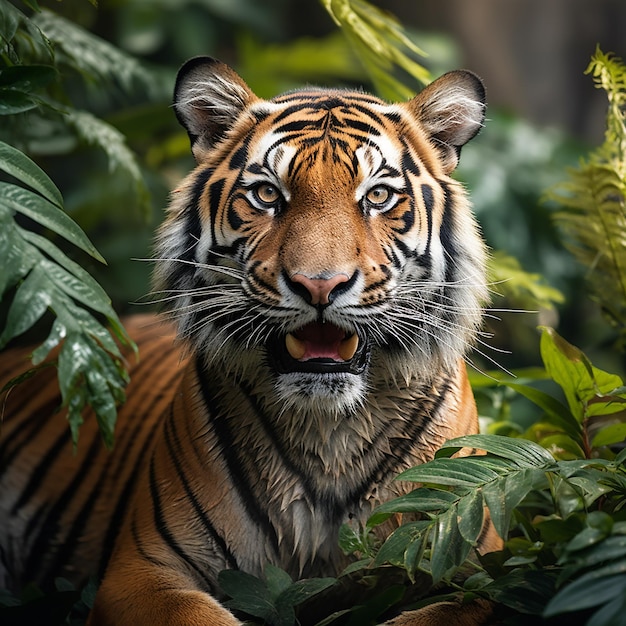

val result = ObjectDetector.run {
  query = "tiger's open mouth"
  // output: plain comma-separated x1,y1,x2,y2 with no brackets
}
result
271,321,369,375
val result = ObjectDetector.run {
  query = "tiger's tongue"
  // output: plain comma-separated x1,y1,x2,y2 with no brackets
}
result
285,323,358,362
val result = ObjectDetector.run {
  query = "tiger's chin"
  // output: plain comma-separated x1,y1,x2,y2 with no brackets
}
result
273,371,367,416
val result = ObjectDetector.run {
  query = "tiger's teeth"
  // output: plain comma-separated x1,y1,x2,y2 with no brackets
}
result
338,334,359,361
286,333,306,360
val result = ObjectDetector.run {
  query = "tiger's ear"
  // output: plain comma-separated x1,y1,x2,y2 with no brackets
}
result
174,56,258,160
407,70,486,173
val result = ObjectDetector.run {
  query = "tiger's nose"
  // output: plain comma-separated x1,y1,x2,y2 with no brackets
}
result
287,272,352,306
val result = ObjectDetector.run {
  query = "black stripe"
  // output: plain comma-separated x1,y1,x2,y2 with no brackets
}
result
439,182,457,285
21,426,102,584
0,396,62,477
163,408,239,570
181,167,213,264
149,455,215,590
208,178,226,248
421,183,435,258
11,427,71,515
98,410,163,577
194,357,280,555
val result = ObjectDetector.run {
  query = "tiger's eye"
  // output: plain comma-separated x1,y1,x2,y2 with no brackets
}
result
255,183,280,205
366,186,390,205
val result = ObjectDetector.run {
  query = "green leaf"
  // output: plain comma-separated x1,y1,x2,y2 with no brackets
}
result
592,421,626,447
277,577,336,608
0,88,42,115
0,65,56,93
63,109,151,219
369,488,459,526
0,263,52,347
484,569,556,615
430,506,472,583
0,207,36,293
0,140,62,206
456,488,485,545
320,0,430,100
373,521,431,568
586,593,626,626
540,327,624,420
544,573,626,616
265,564,292,601
0,182,105,262
504,382,582,441
397,457,502,487
218,569,276,622
58,333,126,447
438,434,556,468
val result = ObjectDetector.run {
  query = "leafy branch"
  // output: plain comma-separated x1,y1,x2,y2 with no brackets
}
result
0,1,157,445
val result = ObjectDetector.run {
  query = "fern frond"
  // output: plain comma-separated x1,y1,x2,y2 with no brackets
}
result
547,48,626,342
319,0,431,100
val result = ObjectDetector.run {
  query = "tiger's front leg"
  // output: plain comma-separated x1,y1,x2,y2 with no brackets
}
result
88,564,241,626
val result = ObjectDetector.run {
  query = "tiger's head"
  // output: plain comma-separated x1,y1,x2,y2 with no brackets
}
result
154,57,488,415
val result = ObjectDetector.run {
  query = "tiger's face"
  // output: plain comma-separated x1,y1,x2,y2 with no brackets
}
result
155,58,488,414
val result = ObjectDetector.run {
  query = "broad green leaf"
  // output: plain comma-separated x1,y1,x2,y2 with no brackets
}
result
482,470,537,539
369,488,459,526
438,434,556,468
592,421,626,447
0,89,41,115
373,521,430,568
0,209,36,293
338,522,370,556
586,593,626,626
537,433,585,459
264,564,292,601
559,535,626,581
0,140,62,206
544,573,626,616
430,506,472,583
276,577,336,608
218,569,276,622
0,0,24,43
397,457,502,487
540,327,624,421
484,569,556,615
39,258,116,319
31,318,67,365
456,489,485,545
0,182,105,262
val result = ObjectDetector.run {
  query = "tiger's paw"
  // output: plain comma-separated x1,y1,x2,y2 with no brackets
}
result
381,597,494,626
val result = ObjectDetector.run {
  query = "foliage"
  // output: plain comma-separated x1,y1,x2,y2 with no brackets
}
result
547,47,626,345
0,0,160,445
319,0,431,99
218,565,337,626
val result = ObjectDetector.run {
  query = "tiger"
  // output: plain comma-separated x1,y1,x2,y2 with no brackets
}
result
0,57,497,625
